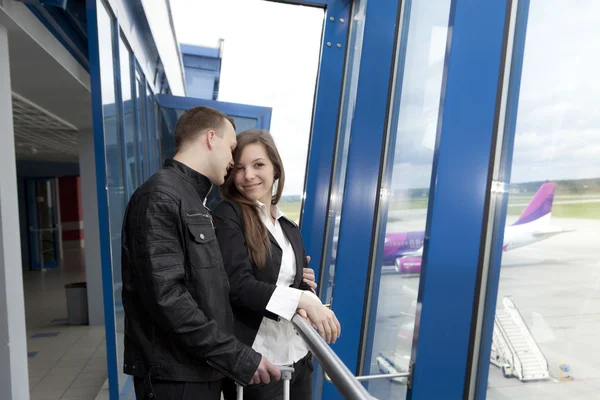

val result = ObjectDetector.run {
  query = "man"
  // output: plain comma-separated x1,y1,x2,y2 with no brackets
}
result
121,106,281,399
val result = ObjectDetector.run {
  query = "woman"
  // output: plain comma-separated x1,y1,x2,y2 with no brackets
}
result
213,130,340,400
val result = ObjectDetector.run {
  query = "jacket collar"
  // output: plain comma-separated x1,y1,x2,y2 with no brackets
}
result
164,159,213,201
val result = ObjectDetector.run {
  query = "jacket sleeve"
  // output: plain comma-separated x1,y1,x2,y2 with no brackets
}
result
129,192,260,385
212,200,280,315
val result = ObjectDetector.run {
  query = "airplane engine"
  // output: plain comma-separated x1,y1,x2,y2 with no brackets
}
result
395,256,422,274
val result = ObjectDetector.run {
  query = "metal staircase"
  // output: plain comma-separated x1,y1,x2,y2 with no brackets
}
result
490,296,550,381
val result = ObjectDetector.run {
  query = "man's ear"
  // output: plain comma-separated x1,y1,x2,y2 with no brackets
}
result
205,130,216,150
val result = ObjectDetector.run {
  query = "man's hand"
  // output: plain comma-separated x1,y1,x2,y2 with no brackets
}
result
249,356,281,385
303,255,318,291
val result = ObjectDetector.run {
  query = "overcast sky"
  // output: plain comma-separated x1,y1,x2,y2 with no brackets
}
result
171,0,600,194
171,0,323,196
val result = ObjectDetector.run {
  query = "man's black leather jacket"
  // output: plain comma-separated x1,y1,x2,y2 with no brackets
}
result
121,159,260,385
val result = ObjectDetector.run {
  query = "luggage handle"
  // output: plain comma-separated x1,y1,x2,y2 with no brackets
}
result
237,366,295,400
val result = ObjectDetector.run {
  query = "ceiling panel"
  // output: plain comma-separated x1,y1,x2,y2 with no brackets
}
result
12,94,79,163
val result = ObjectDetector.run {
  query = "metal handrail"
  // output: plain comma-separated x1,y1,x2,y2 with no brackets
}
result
291,314,376,400
324,371,410,383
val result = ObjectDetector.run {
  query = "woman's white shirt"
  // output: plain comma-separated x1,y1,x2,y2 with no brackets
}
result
251,201,309,365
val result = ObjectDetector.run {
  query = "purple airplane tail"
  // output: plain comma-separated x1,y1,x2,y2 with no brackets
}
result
512,183,556,226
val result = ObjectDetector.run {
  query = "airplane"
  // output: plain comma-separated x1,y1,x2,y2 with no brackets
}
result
383,182,570,274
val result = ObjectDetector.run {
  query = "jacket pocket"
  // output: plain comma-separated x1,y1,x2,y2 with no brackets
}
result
186,223,218,269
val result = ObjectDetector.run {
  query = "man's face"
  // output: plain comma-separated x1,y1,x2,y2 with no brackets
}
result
209,120,237,185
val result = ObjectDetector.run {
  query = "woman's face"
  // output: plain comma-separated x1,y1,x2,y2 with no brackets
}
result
234,143,275,205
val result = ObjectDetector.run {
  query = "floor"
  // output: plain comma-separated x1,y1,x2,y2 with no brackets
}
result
24,247,108,400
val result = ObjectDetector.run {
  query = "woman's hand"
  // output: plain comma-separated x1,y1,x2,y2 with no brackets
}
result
298,292,341,344
303,256,318,291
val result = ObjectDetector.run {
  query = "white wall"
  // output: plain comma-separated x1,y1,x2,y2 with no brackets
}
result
0,23,29,400
79,128,105,325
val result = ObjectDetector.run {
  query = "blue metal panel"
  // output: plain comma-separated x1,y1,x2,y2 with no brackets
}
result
299,0,350,286
156,94,273,130
18,0,68,8
406,2,510,399
40,0,67,7
475,1,531,397
24,3,90,71
320,1,399,399
180,44,221,59
85,0,119,398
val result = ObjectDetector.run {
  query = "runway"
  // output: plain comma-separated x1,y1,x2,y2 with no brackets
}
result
365,217,600,399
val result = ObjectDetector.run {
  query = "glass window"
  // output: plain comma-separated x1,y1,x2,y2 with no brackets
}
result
170,0,325,222
97,0,126,385
119,34,138,194
146,84,157,175
156,102,174,166
483,1,600,398
185,67,217,99
361,1,451,399
135,69,148,182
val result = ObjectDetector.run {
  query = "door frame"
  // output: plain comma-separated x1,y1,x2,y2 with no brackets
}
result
26,177,60,271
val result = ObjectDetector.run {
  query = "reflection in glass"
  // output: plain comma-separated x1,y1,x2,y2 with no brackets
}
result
146,85,157,175
30,179,59,265
119,35,137,195
362,1,451,399
485,1,600,398
37,181,58,264
135,70,148,183
98,0,126,383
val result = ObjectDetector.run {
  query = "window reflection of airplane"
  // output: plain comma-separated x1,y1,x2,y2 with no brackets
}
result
385,183,570,274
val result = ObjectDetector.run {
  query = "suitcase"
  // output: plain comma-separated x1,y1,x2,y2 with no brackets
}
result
237,366,295,400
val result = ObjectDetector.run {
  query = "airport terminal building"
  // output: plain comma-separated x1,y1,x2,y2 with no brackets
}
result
0,0,598,399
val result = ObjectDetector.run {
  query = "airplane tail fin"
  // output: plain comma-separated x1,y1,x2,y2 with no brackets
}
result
512,183,556,226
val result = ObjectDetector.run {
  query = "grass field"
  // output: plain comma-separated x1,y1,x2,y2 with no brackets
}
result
279,194,600,222
278,202,302,222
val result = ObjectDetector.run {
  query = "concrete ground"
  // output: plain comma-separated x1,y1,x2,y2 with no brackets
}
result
365,217,600,399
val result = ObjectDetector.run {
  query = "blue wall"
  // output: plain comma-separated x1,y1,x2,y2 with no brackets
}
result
17,160,80,270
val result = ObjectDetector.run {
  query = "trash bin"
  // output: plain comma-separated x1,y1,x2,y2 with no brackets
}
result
65,282,89,325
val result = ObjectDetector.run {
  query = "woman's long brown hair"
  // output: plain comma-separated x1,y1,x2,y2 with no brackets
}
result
220,130,285,268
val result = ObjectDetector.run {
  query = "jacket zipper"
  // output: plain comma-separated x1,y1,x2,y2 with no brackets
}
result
186,212,211,218
186,212,214,228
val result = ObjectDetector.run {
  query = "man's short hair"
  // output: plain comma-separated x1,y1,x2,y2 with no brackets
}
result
174,106,236,152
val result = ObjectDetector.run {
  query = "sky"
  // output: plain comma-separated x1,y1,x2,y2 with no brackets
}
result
171,0,323,196
171,0,600,194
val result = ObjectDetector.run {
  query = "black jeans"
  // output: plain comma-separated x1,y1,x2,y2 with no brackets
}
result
223,353,314,400
134,377,223,400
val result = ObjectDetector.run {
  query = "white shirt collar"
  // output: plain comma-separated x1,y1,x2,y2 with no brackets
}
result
256,200,286,222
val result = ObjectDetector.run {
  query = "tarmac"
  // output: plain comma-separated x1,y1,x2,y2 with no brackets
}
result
365,217,600,399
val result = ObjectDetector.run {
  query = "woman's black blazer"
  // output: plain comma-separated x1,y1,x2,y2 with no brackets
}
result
212,199,314,347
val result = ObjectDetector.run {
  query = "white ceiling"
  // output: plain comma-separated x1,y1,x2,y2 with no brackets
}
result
12,93,79,162
1,0,92,163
